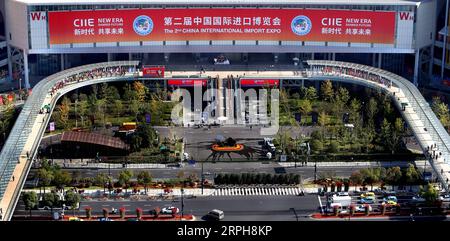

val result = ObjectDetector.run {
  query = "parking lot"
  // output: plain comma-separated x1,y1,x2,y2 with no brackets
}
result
318,189,450,215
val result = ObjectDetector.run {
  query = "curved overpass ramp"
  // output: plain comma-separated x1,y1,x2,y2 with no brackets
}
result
1,60,449,220
0,61,139,220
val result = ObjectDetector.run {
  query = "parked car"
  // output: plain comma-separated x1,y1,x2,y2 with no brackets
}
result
439,194,450,202
161,206,179,214
360,192,375,198
411,196,426,203
382,196,398,205
336,192,349,197
360,197,375,204
355,205,372,212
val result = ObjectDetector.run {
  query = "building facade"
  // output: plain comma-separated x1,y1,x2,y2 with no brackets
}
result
0,0,439,88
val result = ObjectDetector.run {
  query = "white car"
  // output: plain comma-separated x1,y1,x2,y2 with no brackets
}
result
161,206,180,214
336,192,349,197
355,205,372,212
411,196,426,202
439,194,450,202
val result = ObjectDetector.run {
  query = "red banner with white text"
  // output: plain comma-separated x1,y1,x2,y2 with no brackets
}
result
47,9,395,44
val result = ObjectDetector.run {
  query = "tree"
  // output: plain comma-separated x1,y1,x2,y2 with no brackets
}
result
129,99,140,122
136,124,158,148
64,191,81,215
419,183,439,205
42,192,59,213
360,168,379,191
366,98,378,128
303,86,318,101
349,171,363,190
335,87,350,115
112,99,124,118
37,168,53,194
137,171,152,194
22,191,38,217
385,166,402,189
133,81,148,103
431,96,450,129
53,170,72,191
95,173,111,194
87,94,99,126
77,100,89,128
318,111,328,127
54,96,71,130
99,83,109,100
392,118,405,152
131,133,143,152
321,80,334,102
123,83,137,101
118,169,133,193
405,164,419,190
380,118,395,154
329,141,339,153
310,139,323,154
349,98,361,124
298,99,312,117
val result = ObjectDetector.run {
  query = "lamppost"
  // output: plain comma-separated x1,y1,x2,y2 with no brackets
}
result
201,160,204,195
75,99,78,128
290,208,299,221
181,188,185,221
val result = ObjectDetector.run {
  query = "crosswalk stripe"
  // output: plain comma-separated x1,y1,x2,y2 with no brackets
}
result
213,187,302,196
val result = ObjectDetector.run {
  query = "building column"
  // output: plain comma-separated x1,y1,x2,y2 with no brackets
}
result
7,45,13,81
60,54,65,71
164,53,170,63
107,53,113,62
441,0,449,79
413,49,420,86
429,45,434,77
311,53,315,60
372,53,377,67
129,53,132,61
378,53,382,68
332,53,336,61
24,53,30,89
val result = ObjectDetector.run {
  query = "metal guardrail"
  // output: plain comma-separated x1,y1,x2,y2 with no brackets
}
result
0,61,139,220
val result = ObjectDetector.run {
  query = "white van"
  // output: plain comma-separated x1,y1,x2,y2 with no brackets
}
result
207,209,224,220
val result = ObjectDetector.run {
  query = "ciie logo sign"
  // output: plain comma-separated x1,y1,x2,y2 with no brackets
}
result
133,15,154,36
170,88,280,136
291,15,312,36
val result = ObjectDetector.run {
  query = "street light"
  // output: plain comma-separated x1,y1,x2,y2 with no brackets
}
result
201,160,204,195
290,208,299,221
181,188,185,221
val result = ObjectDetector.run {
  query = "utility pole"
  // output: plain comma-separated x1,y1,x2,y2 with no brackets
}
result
181,188,184,221
201,160,204,195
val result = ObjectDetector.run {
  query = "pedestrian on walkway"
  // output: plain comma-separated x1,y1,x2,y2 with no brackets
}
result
12,176,14,182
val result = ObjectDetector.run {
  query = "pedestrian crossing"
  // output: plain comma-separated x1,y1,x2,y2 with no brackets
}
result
211,187,304,196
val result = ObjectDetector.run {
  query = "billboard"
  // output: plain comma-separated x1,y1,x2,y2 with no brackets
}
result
142,66,165,77
168,79,208,87
240,79,280,87
48,9,395,44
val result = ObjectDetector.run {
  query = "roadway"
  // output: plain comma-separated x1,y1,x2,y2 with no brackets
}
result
13,195,319,221
27,163,361,181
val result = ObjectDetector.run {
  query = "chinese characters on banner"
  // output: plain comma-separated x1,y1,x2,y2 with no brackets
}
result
48,9,395,44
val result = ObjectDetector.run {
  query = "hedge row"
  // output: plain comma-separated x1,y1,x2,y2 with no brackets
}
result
214,173,301,185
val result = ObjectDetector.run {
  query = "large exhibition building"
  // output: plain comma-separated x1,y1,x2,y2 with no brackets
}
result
0,0,447,90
